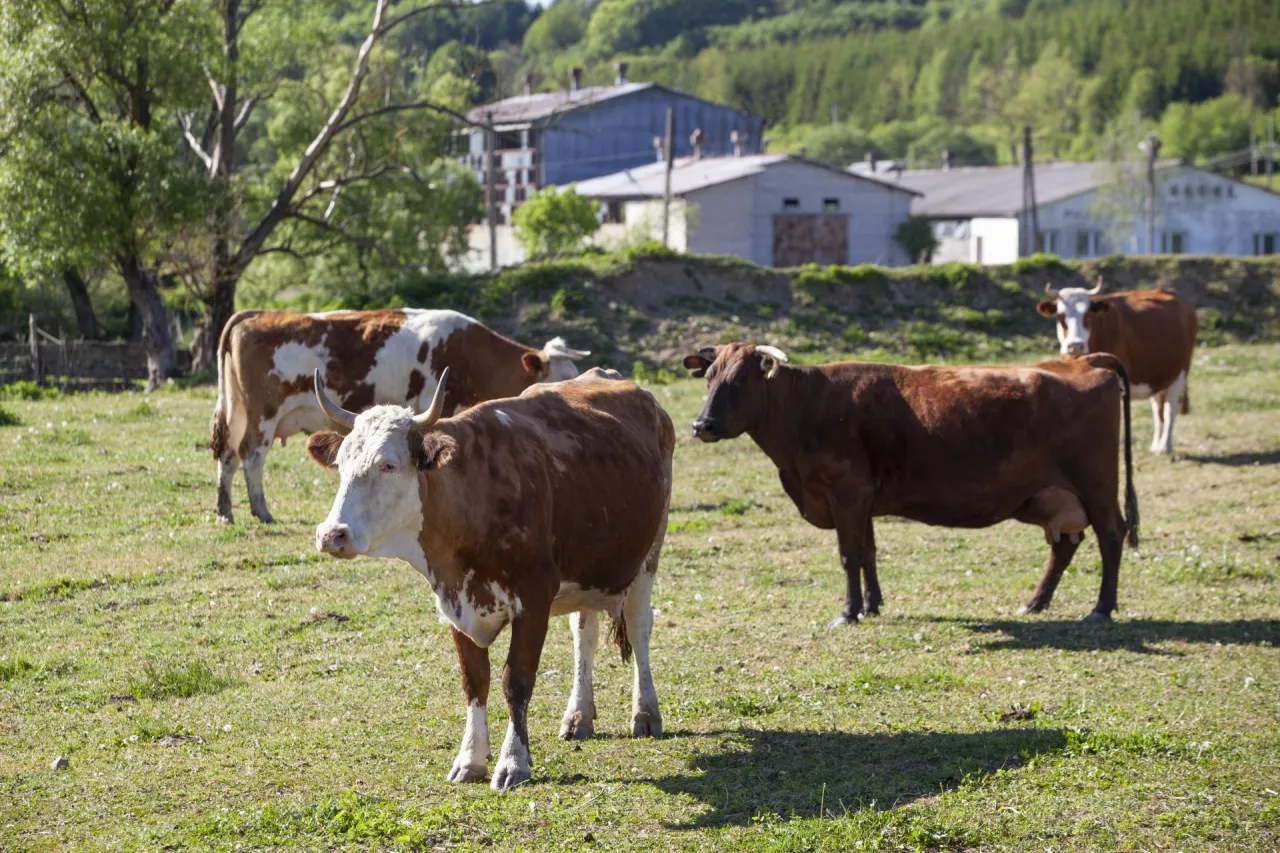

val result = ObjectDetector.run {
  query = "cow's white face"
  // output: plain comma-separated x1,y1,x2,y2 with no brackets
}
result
312,406,423,558
541,337,591,382
1050,288,1096,356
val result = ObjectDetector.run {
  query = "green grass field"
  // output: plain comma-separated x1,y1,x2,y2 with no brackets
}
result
2,344,1279,851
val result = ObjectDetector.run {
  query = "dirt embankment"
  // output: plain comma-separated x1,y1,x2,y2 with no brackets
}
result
393,251,1280,372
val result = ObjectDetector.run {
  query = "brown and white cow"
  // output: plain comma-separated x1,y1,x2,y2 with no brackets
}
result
306,366,674,790
1037,280,1198,454
684,343,1137,626
211,308,589,524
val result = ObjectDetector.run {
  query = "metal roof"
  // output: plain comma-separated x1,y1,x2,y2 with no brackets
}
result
574,154,921,200
466,82,656,127
895,160,1181,218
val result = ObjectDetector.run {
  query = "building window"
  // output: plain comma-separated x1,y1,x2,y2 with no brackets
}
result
1161,231,1186,254
1213,185,1222,197
603,201,624,224
782,198,800,210
1035,230,1059,254
1255,233,1278,255
514,186,527,203
1170,185,1179,197
1075,230,1103,257
823,198,840,210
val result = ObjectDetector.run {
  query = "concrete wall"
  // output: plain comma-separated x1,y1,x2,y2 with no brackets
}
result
970,217,1021,264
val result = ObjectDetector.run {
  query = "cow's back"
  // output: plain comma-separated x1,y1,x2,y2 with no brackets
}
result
1088,289,1197,390
467,375,674,587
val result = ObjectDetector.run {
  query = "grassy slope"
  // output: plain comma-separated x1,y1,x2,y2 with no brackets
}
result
356,251,1280,374
1,342,1278,851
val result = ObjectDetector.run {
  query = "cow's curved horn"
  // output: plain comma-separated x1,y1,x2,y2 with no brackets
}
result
1088,277,1104,295
314,370,357,432
756,345,789,380
411,367,450,430
1044,282,1059,298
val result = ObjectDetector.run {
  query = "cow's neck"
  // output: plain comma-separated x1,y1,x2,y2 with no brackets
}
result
746,367,810,470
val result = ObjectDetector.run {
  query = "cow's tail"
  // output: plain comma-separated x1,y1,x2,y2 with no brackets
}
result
210,310,263,459
1085,353,1138,548
608,612,633,664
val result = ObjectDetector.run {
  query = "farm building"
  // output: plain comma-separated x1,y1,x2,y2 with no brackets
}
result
461,67,764,226
888,161,1280,263
572,153,920,268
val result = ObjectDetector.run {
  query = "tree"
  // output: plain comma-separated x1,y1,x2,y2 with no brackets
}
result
522,0,588,58
512,187,599,259
176,0,489,374
0,0,211,387
797,124,875,165
1121,69,1163,121
1156,94,1254,161
894,217,939,264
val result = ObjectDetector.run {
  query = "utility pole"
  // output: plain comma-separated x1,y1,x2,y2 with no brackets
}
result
661,108,675,248
1251,121,1258,177
28,313,42,385
1140,131,1161,254
485,111,497,272
1268,116,1275,191
1020,125,1039,256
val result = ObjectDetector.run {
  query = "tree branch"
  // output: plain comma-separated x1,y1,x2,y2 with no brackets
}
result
58,68,103,124
377,0,493,37
334,99,483,135
293,164,402,208
178,113,215,172
289,211,399,262
232,95,258,134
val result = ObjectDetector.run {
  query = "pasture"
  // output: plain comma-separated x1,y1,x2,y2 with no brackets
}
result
2,343,1279,851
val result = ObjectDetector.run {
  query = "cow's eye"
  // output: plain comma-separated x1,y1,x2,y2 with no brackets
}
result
379,462,396,474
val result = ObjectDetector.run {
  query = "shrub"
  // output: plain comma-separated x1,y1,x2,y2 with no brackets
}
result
0,405,20,427
511,186,600,259
894,217,940,264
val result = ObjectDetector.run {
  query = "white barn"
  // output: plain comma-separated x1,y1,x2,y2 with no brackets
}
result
892,161,1280,264
575,154,919,267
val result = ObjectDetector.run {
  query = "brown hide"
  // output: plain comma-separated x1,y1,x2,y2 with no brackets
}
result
411,375,675,611
1075,289,1196,393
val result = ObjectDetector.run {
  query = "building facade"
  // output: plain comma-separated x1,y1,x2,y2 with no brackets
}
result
461,72,765,226
894,162,1280,263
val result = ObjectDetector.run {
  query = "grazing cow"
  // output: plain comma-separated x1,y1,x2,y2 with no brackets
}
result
1038,280,1198,454
307,366,674,790
683,343,1137,626
210,308,589,524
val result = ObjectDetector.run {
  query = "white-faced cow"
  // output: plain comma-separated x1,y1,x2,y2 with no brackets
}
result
1038,280,1197,454
684,343,1138,626
211,308,589,524
306,366,674,790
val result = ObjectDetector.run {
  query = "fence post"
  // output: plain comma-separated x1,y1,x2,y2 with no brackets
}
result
28,313,43,385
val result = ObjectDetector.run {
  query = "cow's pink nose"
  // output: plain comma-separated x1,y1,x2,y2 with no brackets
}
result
317,523,352,555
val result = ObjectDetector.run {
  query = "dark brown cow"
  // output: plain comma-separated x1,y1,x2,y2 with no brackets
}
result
1037,280,1197,454
683,343,1137,626
211,308,589,524
306,367,674,790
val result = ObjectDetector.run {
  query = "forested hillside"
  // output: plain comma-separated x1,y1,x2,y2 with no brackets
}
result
430,0,1280,167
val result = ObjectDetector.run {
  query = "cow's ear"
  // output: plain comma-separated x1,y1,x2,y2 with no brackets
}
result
522,351,549,379
682,353,712,377
306,431,343,469
1088,300,1109,313
1036,300,1058,317
414,433,457,471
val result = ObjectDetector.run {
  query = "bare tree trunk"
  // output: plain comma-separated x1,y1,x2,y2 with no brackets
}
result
118,254,175,390
61,269,101,340
192,266,237,373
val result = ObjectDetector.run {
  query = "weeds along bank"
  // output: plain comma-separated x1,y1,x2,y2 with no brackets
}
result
271,247,1280,373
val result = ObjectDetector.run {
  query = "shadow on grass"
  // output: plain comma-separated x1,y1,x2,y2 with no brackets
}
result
1181,449,1280,466
948,618,1280,653
644,727,1065,828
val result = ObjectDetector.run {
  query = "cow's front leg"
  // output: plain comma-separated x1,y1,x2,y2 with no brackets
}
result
242,445,274,523
493,605,550,791
559,610,598,740
831,510,873,627
447,627,491,784
1021,535,1082,614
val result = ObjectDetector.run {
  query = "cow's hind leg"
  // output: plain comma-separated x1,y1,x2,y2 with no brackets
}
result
447,627,491,784
623,568,662,738
241,444,274,523
559,610,598,741
1149,394,1167,454
862,518,883,616
215,452,239,525
1158,371,1186,454
1083,498,1125,622
1021,536,1083,614
493,604,550,790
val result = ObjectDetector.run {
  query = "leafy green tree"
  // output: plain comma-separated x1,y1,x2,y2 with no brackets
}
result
1156,93,1253,161
522,0,588,57
894,217,939,264
1121,69,1163,121
512,187,599,259
797,124,875,165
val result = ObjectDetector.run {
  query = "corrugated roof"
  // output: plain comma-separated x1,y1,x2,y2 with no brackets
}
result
896,160,1181,217
466,82,657,126
574,154,920,199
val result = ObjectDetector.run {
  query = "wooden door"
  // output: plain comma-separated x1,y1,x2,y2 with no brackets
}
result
773,214,849,267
